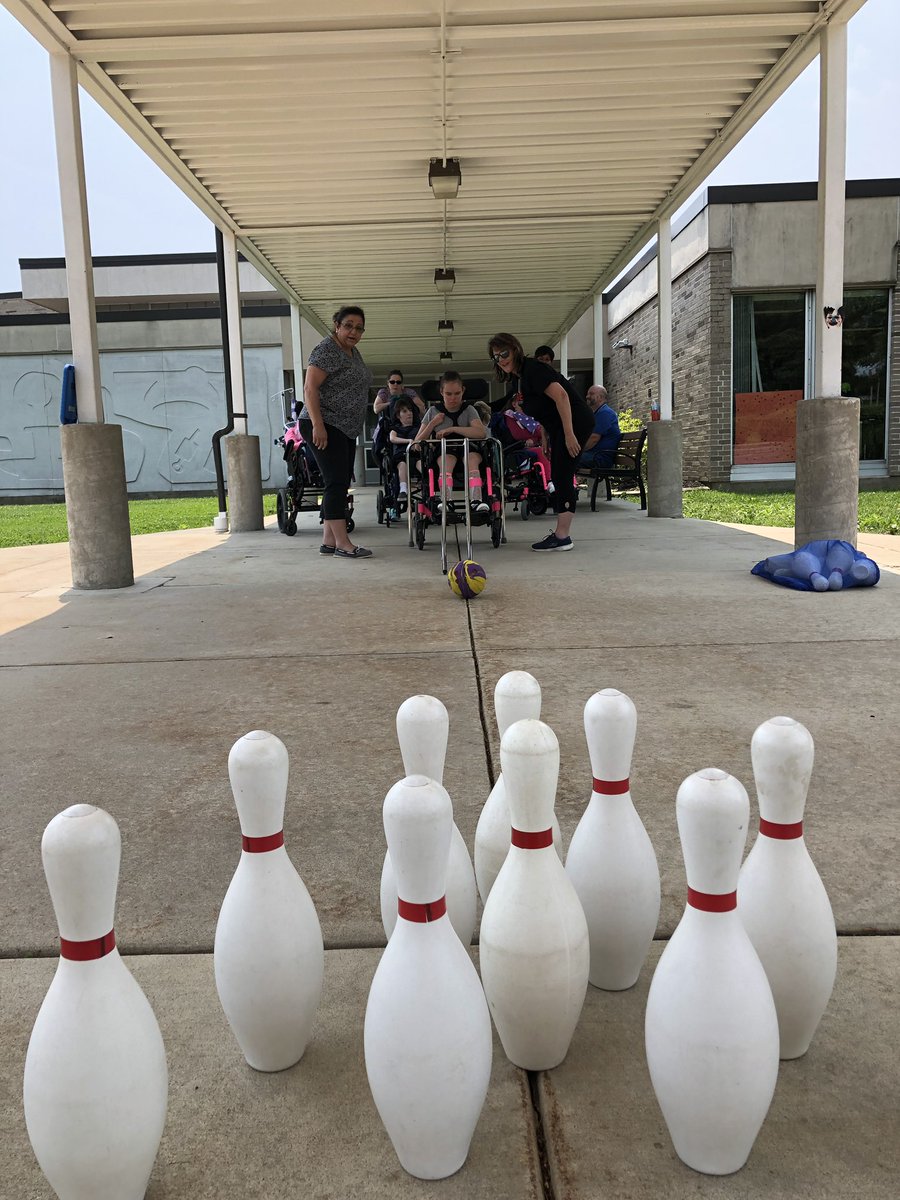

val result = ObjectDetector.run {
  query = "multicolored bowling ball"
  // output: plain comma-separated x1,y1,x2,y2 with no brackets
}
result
448,560,487,599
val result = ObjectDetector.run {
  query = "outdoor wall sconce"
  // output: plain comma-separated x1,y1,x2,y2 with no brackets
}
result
428,157,462,199
613,338,634,356
434,269,456,293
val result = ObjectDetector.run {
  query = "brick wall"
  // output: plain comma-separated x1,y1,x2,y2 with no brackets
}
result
605,251,733,485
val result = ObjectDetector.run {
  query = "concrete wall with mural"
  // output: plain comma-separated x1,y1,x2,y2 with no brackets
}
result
0,320,289,498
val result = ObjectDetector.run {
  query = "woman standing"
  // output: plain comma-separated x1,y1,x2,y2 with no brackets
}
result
299,306,373,558
488,333,594,552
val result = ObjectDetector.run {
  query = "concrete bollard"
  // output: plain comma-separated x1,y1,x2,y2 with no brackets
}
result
224,434,265,532
647,420,683,519
60,423,134,590
794,396,860,549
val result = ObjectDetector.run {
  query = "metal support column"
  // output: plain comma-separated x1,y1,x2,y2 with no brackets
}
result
50,52,133,587
49,53,102,424
560,332,569,377
222,230,248,435
221,231,263,531
593,294,604,387
647,215,682,517
795,18,859,547
289,302,304,392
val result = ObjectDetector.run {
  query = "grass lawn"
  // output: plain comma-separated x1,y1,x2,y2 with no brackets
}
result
622,489,899,535
1,489,897,548
0,495,278,549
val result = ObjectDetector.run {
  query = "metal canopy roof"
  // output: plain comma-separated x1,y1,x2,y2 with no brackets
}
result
6,0,867,377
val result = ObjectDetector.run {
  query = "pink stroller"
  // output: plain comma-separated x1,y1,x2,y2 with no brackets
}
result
274,402,354,536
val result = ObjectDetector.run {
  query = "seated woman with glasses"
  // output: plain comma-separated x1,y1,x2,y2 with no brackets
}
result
298,305,374,558
487,333,594,552
373,369,424,418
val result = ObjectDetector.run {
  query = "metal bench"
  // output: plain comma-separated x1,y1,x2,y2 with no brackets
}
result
579,427,648,511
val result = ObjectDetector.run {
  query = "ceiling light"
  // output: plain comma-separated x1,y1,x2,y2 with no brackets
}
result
434,268,456,293
439,350,453,360
438,319,454,332
428,158,462,199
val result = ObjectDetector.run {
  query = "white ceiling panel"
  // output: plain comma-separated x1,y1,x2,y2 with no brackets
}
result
5,0,867,376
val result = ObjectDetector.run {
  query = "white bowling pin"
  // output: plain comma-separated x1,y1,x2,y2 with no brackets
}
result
365,775,492,1179
380,695,477,945
474,671,562,904
214,730,324,1071
24,805,168,1200
479,719,589,1071
645,769,779,1175
739,716,837,1059
565,689,660,990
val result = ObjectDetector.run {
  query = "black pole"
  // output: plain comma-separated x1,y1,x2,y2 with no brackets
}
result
211,227,235,513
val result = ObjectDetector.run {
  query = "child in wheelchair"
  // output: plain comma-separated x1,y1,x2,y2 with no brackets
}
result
414,371,490,519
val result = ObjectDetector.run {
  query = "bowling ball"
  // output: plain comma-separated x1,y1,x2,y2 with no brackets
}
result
448,560,487,599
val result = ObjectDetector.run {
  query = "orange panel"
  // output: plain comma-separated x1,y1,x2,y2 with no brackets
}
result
733,391,803,465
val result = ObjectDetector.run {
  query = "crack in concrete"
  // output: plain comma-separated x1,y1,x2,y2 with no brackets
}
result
467,597,496,791
527,1070,558,1200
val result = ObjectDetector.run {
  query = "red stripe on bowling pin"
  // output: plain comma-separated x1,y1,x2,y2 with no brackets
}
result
592,777,630,795
687,888,737,913
759,818,803,840
397,896,447,923
511,827,554,849
242,830,285,853
60,930,116,960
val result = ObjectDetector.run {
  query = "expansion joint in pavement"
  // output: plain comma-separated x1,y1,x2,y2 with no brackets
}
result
466,594,496,789
527,1070,557,1200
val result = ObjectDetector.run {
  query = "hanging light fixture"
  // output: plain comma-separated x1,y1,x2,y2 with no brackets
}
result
434,268,456,293
439,350,453,360
428,157,462,199
438,319,454,331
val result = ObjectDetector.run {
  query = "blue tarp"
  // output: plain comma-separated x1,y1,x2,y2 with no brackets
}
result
751,539,879,591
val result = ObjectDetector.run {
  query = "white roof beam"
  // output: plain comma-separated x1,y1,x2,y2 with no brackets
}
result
72,14,812,61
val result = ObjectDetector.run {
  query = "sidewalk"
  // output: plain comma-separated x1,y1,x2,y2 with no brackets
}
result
1,498,897,1197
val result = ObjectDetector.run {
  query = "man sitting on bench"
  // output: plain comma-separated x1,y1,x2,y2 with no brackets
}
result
577,385,621,470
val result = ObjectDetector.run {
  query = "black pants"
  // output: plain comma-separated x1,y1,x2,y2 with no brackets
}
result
547,405,595,514
298,420,356,521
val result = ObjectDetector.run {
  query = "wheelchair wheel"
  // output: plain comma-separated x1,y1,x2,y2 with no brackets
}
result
346,516,355,534
529,494,549,516
491,516,503,548
376,491,385,525
519,498,530,521
276,488,289,533
415,516,426,551
285,518,297,537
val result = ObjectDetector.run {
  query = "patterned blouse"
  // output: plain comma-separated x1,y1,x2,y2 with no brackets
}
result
299,336,373,439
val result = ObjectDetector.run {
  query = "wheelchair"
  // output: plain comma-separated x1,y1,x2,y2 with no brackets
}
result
273,390,354,536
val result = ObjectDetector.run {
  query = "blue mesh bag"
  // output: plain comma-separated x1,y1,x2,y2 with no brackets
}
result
751,539,879,591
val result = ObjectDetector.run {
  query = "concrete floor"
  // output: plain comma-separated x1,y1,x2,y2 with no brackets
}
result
1,493,897,1197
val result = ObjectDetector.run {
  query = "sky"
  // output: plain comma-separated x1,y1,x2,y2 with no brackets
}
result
1,1,898,296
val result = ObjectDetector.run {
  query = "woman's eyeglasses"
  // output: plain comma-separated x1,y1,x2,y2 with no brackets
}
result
491,349,512,363
340,322,365,333
388,379,403,385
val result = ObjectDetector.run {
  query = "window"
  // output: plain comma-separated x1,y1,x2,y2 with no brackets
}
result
732,288,891,466
841,289,889,461
732,292,806,464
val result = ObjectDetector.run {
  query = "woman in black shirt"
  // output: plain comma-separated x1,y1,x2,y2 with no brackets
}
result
488,333,594,552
